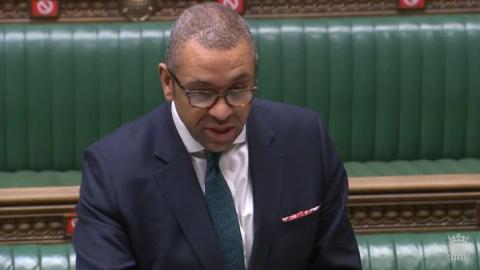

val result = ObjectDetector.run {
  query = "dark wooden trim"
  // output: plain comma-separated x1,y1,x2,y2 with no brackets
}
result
0,186,79,207
0,186,79,206
1,0,480,24
0,186,77,243
349,174,480,194
348,175,480,233
1,175,480,242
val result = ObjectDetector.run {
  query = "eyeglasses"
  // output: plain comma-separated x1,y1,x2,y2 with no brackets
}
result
169,70,257,109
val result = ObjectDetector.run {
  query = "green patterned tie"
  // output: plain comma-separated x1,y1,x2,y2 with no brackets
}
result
205,151,245,270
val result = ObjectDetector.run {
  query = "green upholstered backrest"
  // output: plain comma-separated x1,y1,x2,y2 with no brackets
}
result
253,16,480,163
357,231,480,270
0,244,76,269
0,23,171,171
0,231,479,269
1,15,479,171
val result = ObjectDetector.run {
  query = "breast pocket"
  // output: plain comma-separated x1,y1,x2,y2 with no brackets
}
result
280,204,321,223
270,206,322,266
277,204,321,241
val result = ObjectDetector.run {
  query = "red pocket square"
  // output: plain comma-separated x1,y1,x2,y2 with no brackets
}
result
281,205,321,222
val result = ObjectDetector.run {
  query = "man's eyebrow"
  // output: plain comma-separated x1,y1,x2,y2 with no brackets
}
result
184,80,217,90
231,73,252,83
186,73,253,88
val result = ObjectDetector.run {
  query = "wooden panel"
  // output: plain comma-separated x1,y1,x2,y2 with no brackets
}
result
0,186,77,243
1,175,480,242
1,0,480,23
0,186,79,206
349,174,480,194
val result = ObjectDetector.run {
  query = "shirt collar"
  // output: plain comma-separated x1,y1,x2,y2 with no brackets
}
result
171,100,246,154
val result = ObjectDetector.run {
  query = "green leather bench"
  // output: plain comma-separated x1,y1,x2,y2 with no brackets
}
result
1,14,479,187
1,12,480,262
1,231,479,270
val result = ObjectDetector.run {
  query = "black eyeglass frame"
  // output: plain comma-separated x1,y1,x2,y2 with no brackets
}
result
168,69,257,109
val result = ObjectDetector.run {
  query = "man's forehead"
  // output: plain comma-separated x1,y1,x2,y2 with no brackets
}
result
175,39,255,67
181,37,253,53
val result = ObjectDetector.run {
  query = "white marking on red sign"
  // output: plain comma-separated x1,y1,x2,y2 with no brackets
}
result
223,0,239,9
399,0,425,9
217,0,244,13
64,212,78,236
37,0,54,15
404,0,419,6
31,0,59,17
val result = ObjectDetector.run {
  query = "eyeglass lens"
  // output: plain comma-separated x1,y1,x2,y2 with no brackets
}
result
188,90,254,108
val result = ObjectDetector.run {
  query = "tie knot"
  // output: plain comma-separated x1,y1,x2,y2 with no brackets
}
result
206,151,221,168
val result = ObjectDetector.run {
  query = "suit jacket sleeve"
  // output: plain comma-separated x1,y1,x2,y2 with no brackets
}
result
309,113,362,270
73,146,137,270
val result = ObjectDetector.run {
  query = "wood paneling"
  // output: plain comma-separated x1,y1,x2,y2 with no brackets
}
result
1,0,480,23
1,175,480,242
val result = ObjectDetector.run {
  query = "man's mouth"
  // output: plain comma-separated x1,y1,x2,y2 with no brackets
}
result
208,127,232,134
205,126,236,141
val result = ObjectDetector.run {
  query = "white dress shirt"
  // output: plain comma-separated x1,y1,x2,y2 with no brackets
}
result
171,101,254,267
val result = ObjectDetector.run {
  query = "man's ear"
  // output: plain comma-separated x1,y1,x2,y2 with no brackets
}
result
158,63,174,101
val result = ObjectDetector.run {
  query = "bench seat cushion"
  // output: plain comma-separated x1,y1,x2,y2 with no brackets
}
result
0,171,80,188
0,231,478,270
0,244,76,269
345,158,480,177
0,159,478,188
357,231,480,270
3,157,477,184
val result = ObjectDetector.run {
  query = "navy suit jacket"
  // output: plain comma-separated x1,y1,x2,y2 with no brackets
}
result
73,99,361,270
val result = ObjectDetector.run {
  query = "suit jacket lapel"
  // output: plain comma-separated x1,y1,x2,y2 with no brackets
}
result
152,102,225,270
246,102,285,270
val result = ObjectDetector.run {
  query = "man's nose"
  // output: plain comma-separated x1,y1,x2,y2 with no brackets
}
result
208,96,233,121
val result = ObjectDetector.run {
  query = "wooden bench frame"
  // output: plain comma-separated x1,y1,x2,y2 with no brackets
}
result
0,174,479,243
349,175,480,233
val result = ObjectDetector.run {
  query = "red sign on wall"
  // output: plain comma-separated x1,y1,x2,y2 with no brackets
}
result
399,0,425,9
217,0,245,14
65,213,78,237
31,0,59,18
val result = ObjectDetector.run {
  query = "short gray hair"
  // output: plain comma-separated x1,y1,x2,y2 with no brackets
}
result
164,2,257,72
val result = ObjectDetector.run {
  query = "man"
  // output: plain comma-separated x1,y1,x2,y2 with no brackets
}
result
73,3,361,270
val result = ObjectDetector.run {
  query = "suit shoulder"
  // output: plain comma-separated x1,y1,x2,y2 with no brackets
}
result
252,99,322,125
249,99,331,151
85,103,168,159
